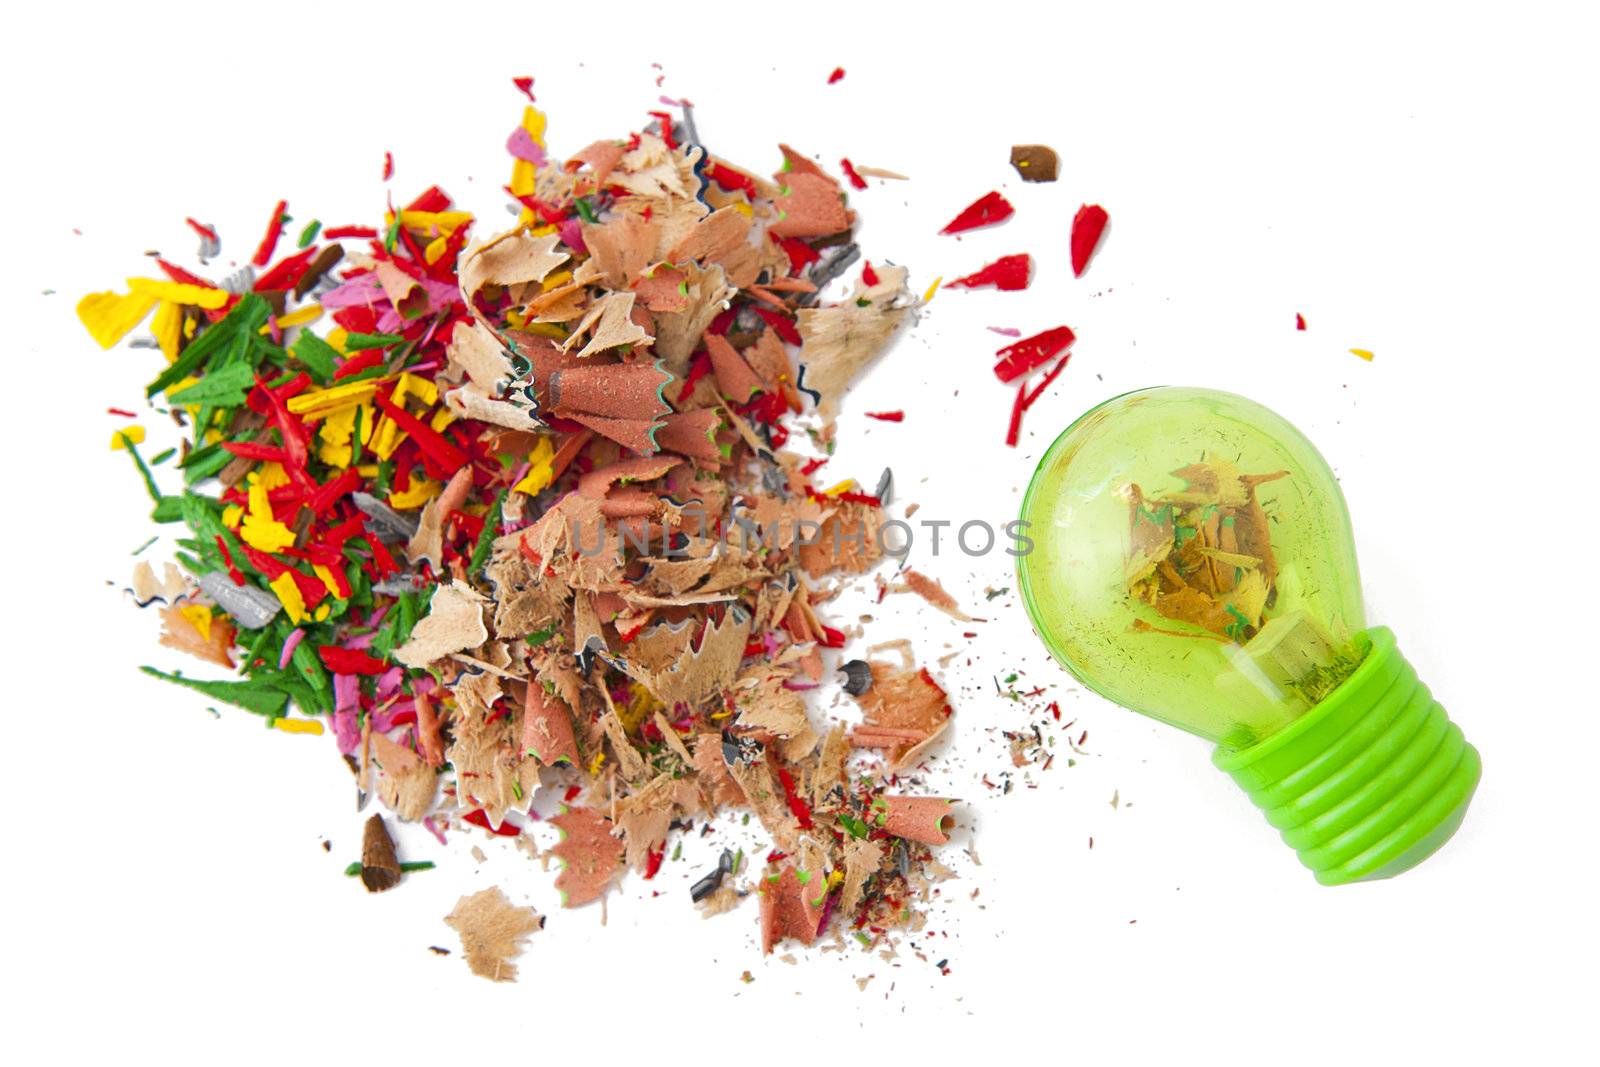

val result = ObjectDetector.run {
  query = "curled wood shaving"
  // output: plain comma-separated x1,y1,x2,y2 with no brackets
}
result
394,581,490,669
405,465,474,569
652,262,734,374
444,319,513,392
622,609,750,708
461,229,570,321
581,215,660,289
796,265,915,421
850,660,953,772
562,291,653,361
371,731,437,821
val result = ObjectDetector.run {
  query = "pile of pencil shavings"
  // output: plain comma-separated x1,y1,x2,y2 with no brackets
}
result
90,98,973,978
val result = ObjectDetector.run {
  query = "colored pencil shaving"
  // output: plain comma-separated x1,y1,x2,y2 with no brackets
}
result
85,89,1008,976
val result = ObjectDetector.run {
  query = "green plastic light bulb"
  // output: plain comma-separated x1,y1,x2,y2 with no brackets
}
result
1017,387,1481,884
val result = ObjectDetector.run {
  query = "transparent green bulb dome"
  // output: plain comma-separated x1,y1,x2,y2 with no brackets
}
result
1018,387,1365,748
1018,387,1481,884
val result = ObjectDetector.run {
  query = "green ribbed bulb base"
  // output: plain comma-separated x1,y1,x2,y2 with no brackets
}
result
1213,627,1481,885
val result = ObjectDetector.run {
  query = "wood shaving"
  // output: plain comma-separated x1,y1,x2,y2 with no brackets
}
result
105,99,1002,968
797,265,916,422
394,581,490,668
443,887,541,982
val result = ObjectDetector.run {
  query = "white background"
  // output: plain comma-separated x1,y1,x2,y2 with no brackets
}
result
5,2,1597,1062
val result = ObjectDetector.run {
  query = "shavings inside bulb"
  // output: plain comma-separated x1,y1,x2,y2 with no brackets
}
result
1123,459,1287,643
1123,458,1365,721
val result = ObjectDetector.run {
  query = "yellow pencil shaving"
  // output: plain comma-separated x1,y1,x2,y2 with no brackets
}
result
110,425,145,450
520,105,547,145
239,480,297,553
513,436,557,495
510,160,537,198
77,289,158,349
273,718,325,736
256,462,291,491
316,402,374,468
269,572,306,624
313,564,344,600
508,106,549,198
371,373,421,459
151,299,183,361
287,378,381,418
390,210,474,236
398,372,438,406
261,304,323,333
127,277,229,309
922,277,942,302
1350,348,1375,362
389,477,442,509
179,603,214,642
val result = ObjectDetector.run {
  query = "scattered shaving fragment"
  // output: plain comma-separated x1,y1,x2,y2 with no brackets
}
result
131,561,189,606
1070,204,1109,277
893,569,977,622
994,325,1076,384
1009,144,1059,182
839,659,873,696
850,660,953,771
443,887,541,982
360,814,403,892
945,253,1032,292
940,191,1014,235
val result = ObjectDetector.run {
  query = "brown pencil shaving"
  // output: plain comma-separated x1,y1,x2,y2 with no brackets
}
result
360,814,403,892
1008,144,1060,182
